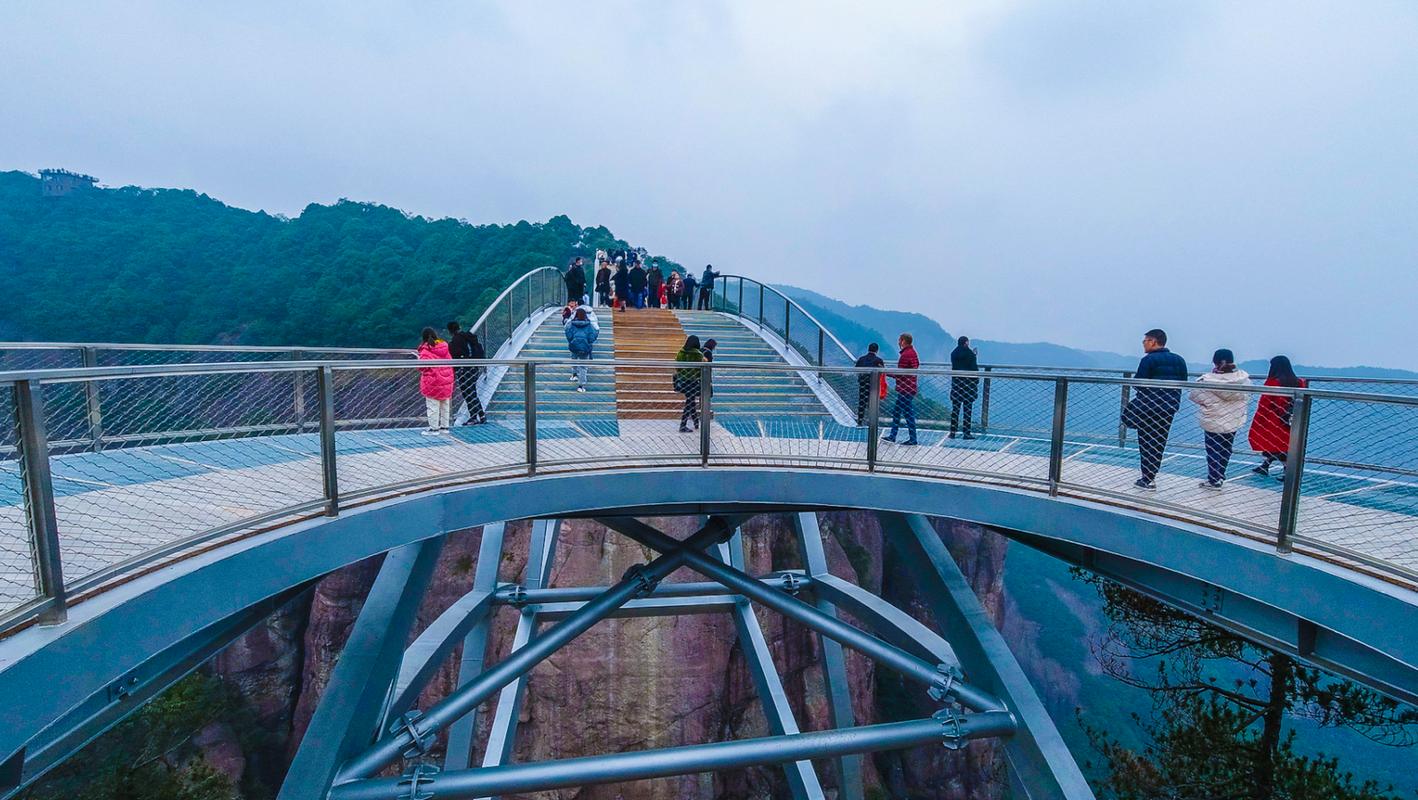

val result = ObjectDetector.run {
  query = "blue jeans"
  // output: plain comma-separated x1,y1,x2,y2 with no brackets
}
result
888,394,916,441
633,289,648,309
572,352,590,387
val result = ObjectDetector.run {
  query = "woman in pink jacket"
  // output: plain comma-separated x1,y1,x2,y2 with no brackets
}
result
417,327,455,434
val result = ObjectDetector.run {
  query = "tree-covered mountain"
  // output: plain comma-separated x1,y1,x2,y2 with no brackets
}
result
0,170,673,350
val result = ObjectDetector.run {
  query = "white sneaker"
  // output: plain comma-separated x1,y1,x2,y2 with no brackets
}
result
569,374,579,381
576,386,586,393
421,429,439,436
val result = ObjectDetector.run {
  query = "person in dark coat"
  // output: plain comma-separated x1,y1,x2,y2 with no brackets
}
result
681,274,698,310
674,335,705,432
1125,328,1188,489
611,261,630,312
854,343,885,426
1249,355,1307,477
564,257,587,304
628,263,649,308
697,265,721,310
445,321,486,425
882,333,919,445
594,261,612,307
646,264,664,308
949,336,979,439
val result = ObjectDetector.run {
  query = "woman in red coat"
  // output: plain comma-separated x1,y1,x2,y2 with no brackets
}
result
1248,355,1305,476
417,327,456,434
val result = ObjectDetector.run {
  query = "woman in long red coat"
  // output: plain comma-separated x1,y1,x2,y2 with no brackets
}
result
1248,355,1305,476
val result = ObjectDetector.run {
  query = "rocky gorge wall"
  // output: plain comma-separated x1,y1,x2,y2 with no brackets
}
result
202,512,1012,799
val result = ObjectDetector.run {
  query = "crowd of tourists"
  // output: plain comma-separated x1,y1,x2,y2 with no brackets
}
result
860,327,1306,491
579,251,721,311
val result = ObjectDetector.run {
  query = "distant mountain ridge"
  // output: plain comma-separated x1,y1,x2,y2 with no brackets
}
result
777,284,1418,380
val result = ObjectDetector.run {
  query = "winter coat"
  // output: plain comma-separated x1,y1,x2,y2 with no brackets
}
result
1131,348,1188,417
700,268,720,289
673,347,705,392
417,340,455,400
1188,369,1251,433
612,267,630,294
595,267,612,292
448,330,485,377
855,352,884,389
682,276,698,297
562,305,600,331
629,266,648,292
1248,376,1307,453
647,266,664,290
565,265,587,298
565,318,599,357
893,346,920,398
949,344,979,405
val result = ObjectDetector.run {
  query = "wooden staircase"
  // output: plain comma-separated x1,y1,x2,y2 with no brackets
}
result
613,308,688,419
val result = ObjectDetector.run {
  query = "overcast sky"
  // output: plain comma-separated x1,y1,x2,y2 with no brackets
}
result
3,2,1416,368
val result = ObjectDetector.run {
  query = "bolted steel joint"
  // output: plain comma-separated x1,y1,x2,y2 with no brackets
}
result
390,710,435,759
778,572,803,596
926,663,962,703
504,584,530,607
932,706,969,751
622,563,661,597
396,762,440,800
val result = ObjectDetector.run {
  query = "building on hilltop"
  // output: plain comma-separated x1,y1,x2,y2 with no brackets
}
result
39,168,98,196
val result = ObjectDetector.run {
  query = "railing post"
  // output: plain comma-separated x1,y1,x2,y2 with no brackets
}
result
737,279,744,317
979,366,992,435
758,286,765,328
525,362,538,475
866,370,881,471
13,380,67,624
317,367,339,516
1276,392,1313,554
817,329,825,369
80,346,103,452
1117,371,1133,447
1048,379,1068,496
291,350,307,431
783,298,791,347
699,364,713,467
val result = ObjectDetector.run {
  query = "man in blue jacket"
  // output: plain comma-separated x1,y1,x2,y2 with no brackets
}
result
697,265,721,310
1127,328,1188,489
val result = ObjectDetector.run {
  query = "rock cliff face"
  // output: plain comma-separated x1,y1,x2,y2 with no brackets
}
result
208,512,1011,799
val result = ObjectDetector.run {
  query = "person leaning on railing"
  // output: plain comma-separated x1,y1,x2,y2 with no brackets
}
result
1249,355,1307,480
1124,328,1188,490
446,321,487,426
854,343,885,426
1188,348,1250,489
674,335,705,433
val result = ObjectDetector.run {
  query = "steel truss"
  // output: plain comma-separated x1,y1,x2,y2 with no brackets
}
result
257,512,1096,799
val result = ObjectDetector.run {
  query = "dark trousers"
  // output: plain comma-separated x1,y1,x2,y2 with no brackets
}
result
648,288,661,308
1137,412,1175,482
856,378,872,426
680,386,701,428
1204,431,1235,484
697,287,712,310
950,401,973,436
456,369,484,423
887,394,916,441
596,289,611,307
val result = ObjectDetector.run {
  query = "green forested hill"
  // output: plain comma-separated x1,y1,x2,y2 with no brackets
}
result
0,170,662,349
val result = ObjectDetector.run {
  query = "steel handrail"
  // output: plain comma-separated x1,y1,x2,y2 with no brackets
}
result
0,341,412,356
467,265,564,345
954,362,1418,388
716,274,856,365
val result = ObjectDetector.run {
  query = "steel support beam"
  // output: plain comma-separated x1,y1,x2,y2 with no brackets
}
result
329,713,1017,800
594,516,1006,714
878,513,1093,800
493,576,809,606
480,520,560,786
718,535,823,800
1005,529,1418,707
807,573,959,669
444,523,508,771
278,539,445,800
385,587,496,727
339,516,743,781
4,588,304,798
790,513,864,800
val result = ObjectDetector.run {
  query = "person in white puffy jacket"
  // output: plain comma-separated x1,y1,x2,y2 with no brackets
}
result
1188,348,1251,489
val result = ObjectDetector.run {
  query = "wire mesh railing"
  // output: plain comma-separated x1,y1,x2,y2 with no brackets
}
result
3,356,1417,636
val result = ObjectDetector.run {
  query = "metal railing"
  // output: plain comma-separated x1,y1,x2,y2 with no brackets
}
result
3,356,1416,635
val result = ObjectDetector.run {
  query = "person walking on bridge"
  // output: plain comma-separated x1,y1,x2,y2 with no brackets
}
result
675,335,706,432
854,343,885,426
565,308,599,392
595,260,612,307
1125,329,1188,489
417,327,455,435
647,262,664,308
565,257,587,304
1188,348,1249,488
681,273,698,310
949,336,979,439
629,262,649,309
611,259,630,312
881,333,920,446
697,264,721,310
446,321,486,425
1249,355,1306,479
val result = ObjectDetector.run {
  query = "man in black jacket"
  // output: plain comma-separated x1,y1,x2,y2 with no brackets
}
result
564,257,587,303
446,321,487,425
1127,328,1188,489
949,336,979,439
854,343,885,426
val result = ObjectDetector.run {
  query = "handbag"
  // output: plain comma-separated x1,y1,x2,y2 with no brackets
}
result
879,374,889,400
